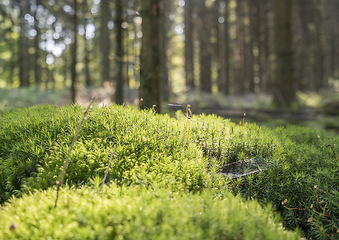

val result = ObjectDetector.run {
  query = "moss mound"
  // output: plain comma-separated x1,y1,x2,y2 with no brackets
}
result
0,184,302,240
1,103,338,239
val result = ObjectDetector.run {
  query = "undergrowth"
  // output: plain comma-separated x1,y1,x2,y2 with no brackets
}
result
0,183,303,240
0,103,338,239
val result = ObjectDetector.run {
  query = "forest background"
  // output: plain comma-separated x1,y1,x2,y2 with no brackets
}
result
0,0,339,130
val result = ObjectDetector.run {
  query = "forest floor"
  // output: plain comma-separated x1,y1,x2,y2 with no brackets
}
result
1,86,339,134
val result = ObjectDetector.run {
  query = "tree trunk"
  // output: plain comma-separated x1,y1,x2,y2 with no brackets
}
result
71,0,78,104
115,0,124,105
184,0,194,90
259,0,271,92
235,0,245,94
313,0,324,90
139,0,162,113
273,0,295,106
100,0,111,85
220,0,230,94
34,0,41,87
198,0,212,93
19,0,30,87
248,0,256,92
160,0,170,101
83,0,92,87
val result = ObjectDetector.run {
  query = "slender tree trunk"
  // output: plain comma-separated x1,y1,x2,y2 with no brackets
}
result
160,0,170,101
292,0,303,91
71,0,78,104
34,0,41,87
6,18,17,87
139,0,162,113
313,0,324,90
220,0,230,94
248,0,256,92
214,0,221,93
273,0,295,106
19,0,30,87
83,0,91,87
100,0,111,85
63,50,69,88
198,0,212,93
184,0,194,90
235,0,245,94
115,0,124,104
322,0,331,87
298,0,312,90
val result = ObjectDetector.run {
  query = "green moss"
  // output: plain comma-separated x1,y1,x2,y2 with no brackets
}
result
0,184,302,240
1,103,338,239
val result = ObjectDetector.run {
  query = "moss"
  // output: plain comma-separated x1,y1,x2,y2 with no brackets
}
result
0,184,303,240
1,103,338,239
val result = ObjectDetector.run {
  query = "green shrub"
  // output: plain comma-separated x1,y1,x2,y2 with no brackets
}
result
0,183,303,240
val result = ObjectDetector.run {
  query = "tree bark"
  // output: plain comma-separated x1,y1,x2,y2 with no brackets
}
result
34,0,41,87
184,0,195,90
313,0,324,90
159,0,170,101
83,0,92,87
19,0,30,87
248,0,256,92
235,0,245,94
71,0,78,104
139,0,162,113
198,0,212,93
273,0,295,106
221,0,230,94
100,0,111,85
259,0,271,92
115,0,124,104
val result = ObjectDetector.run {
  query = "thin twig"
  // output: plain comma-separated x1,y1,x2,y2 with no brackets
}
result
102,144,117,187
54,97,95,208
242,113,246,126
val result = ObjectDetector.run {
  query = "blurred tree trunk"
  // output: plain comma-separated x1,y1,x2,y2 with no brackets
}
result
49,65,55,92
258,0,270,92
160,0,170,101
273,0,295,106
219,0,229,94
71,0,78,104
325,0,337,86
292,0,303,92
248,0,257,93
19,0,30,87
298,0,312,90
198,0,212,93
235,0,245,94
139,0,162,113
322,0,332,87
100,0,111,85
115,0,124,104
6,17,17,87
34,0,41,87
184,0,194,90
63,50,69,88
313,0,324,90
83,0,92,87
